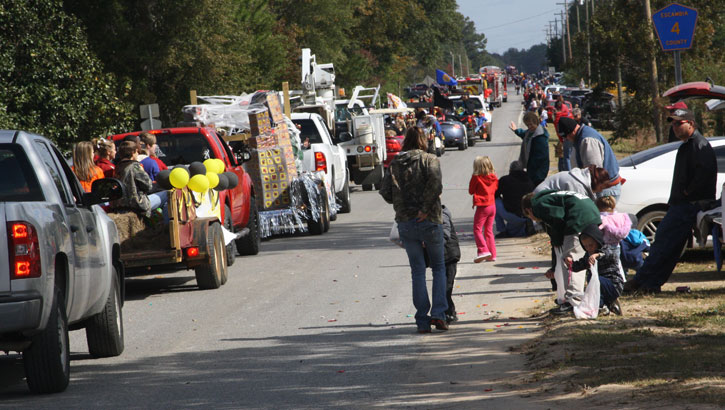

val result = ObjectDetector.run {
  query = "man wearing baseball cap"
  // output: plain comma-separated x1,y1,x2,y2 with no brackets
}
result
665,101,688,143
559,116,622,200
625,108,717,294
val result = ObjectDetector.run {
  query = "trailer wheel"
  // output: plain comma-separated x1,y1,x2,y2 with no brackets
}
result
195,223,227,289
329,178,337,222
85,270,124,358
362,184,373,191
223,205,236,267
23,286,70,394
307,188,328,235
236,197,261,256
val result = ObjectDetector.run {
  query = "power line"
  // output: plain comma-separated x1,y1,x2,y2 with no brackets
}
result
481,8,560,31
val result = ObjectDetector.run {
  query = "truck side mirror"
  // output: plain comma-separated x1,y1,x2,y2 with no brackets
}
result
338,132,353,142
233,147,252,163
84,178,125,205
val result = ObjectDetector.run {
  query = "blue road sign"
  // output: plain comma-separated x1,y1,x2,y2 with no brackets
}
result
651,3,698,51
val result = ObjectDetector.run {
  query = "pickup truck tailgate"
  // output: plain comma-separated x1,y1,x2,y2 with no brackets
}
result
0,204,8,294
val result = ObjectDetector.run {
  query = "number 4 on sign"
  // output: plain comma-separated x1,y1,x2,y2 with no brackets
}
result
671,22,680,35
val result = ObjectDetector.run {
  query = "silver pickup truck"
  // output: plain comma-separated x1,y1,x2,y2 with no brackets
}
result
0,130,125,394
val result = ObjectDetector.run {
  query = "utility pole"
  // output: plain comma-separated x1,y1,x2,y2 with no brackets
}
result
458,54,463,77
576,1,581,33
565,1,573,61
450,51,455,77
585,0,591,87
643,0,663,143
560,13,567,65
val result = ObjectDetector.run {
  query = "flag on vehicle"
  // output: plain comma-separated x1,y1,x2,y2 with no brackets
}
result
387,93,407,109
436,69,457,86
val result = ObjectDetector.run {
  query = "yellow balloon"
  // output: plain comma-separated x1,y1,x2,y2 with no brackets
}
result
188,174,210,193
206,171,219,189
203,159,217,174
214,158,225,173
169,167,189,189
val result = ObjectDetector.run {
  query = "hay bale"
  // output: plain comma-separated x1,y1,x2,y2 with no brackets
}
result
108,211,169,253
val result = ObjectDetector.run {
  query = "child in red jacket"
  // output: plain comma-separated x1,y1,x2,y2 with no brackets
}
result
469,156,499,263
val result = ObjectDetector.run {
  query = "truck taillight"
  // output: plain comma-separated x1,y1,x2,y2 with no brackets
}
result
8,222,41,279
315,151,327,173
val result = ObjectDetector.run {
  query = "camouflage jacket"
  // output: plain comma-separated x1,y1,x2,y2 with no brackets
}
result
112,159,153,217
380,149,442,224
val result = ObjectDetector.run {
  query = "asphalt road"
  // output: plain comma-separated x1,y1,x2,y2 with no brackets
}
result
1,90,553,409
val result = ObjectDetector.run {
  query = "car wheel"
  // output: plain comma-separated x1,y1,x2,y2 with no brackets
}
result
236,197,261,256
195,223,227,289
86,271,124,358
469,136,476,147
637,209,667,245
223,204,236,266
23,286,70,394
307,186,327,235
337,175,351,214
328,177,337,222
487,123,493,141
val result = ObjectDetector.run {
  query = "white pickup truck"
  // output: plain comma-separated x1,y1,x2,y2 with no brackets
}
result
291,113,351,213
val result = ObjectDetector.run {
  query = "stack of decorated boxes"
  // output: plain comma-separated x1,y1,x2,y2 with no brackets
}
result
246,92,298,210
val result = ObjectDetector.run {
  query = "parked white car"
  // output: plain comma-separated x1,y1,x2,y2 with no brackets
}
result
617,137,725,243
291,113,351,213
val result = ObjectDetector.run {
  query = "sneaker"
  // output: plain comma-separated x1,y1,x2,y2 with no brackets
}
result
549,302,573,315
431,318,449,331
599,305,610,316
445,312,458,324
622,279,641,294
608,299,623,316
474,252,492,263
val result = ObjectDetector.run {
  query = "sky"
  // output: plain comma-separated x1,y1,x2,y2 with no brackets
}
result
457,0,566,55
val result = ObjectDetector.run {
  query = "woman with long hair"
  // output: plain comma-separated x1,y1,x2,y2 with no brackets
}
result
73,141,105,192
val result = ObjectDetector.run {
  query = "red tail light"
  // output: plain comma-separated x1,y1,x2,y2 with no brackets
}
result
314,151,327,173
185,247,199,258
364,146,372,153
8,222,40,279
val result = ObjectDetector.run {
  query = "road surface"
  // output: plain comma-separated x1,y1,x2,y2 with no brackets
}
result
1,91,554,409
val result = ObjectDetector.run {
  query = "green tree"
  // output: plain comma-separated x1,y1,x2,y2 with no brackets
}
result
0,0,133,148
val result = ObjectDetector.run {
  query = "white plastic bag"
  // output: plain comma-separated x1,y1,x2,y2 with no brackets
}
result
553,247,567,305
389,222,403,248
574,260,601,320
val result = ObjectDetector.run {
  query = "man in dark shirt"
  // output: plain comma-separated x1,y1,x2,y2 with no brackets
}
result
625,109,717,293
494,161,534,237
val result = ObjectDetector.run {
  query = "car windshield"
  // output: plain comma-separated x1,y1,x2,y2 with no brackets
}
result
154,133,216,166
618,142,680,167
292,119,324,145
335,104,365,121
452,99,483,110
0,144,43,202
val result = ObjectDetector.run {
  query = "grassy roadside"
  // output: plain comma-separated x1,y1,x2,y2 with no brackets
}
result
520,128,725,408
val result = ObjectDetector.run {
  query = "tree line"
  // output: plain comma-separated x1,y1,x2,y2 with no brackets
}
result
1,0,500,149
547,0,725,141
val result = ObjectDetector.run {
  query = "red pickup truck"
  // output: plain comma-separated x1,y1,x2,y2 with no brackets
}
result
110,127,260,265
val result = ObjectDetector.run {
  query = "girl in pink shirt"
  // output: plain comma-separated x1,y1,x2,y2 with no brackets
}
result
469,156,499,262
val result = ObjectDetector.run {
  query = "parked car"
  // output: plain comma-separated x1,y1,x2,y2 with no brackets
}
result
440,120,469,150
582,92,616,130
562,87,593,108
0,130,125,393
617,137,725,244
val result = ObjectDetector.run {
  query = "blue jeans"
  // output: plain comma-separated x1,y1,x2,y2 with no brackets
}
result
149,190,169,223
599,276,620,307
494,198,527,237
397,218,448,330
558,139,572,171
634,202,699,290
598,182,621,202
